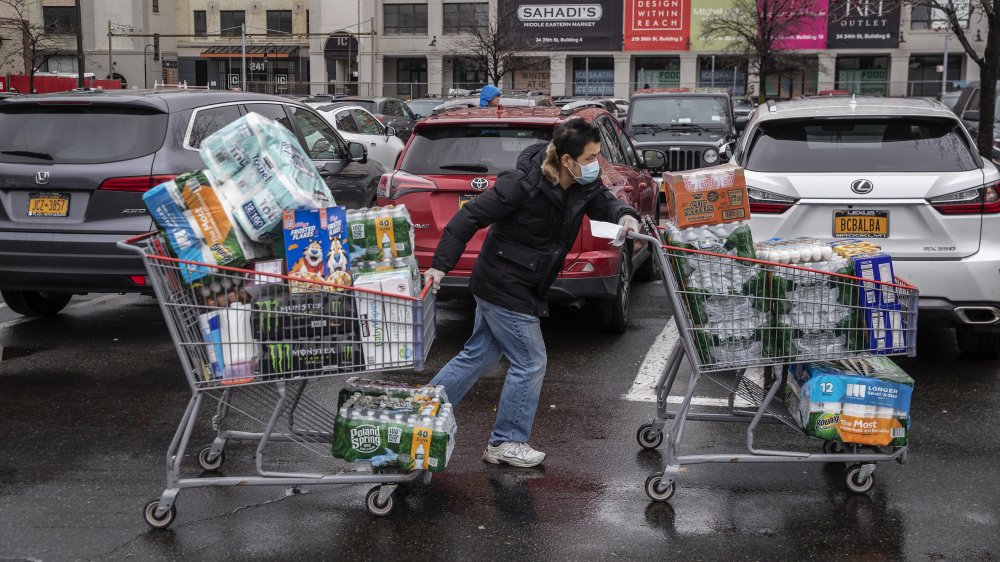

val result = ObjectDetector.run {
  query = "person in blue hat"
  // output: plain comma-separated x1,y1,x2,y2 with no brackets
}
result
479,84,502,107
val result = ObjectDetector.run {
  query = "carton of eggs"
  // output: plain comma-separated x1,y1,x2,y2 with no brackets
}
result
755,238,833,265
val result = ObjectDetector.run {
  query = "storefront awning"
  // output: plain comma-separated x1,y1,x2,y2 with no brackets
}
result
200,46,299,59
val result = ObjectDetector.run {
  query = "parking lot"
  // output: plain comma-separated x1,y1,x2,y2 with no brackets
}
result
2,284,999,560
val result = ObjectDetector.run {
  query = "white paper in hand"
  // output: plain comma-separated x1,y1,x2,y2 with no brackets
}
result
590,220,625,246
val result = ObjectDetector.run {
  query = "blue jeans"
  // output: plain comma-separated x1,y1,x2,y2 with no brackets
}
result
430,296,547,446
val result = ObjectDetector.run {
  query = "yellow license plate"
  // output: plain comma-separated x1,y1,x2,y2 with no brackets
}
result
28,192,70,217
459,194,478,209
833,210,888,238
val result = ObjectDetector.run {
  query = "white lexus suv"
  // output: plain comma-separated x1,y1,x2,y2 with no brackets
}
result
737,96,1000,358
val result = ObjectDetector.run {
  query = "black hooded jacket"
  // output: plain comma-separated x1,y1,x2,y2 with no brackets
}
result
431,142,639,317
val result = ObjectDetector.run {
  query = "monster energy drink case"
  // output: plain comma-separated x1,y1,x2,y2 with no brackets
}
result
261,338,365,378
251,291,357,341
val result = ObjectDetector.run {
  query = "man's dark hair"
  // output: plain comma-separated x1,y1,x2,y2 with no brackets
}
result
552,118,601,159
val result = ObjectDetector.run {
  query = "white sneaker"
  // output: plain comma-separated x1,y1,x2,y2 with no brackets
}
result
482,442,546,467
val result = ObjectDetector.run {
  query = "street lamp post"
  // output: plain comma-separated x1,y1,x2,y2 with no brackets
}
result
143,44,154,89
933,21,949,98
263,42,276,95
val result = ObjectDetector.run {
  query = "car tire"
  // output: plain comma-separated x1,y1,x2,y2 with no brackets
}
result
956,325,1000,359
597,249,632,334
1,290,72,317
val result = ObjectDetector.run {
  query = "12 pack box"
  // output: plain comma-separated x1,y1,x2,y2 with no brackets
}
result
663,163,750,229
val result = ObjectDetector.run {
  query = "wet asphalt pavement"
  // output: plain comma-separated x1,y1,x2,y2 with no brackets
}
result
1,284,999,561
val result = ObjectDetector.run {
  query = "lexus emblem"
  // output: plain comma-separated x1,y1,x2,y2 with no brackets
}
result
471,177,489,190
851,179,873,194
35,171,50,185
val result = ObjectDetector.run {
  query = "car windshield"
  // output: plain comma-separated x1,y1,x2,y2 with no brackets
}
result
0,105,168,164
733,99,754,109
744,117,978,173
630,97,729,127
400,126,552,175
407,100,439,117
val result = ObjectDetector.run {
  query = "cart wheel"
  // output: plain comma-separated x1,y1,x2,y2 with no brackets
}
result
365,486,395,517
644,472,675,502
845,465,875,494
197,446,225,472
822,441,846,455
143,498,177,529
636,423,663,450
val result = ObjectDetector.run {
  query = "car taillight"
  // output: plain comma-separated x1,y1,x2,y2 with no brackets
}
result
379,171,438,200
99,175,176,192
929,182,1000,215
747,186,797,214
128,275,149,286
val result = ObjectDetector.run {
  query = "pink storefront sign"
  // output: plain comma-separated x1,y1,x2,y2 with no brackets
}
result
772,0,829,50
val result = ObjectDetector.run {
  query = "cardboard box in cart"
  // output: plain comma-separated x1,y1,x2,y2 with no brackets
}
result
662,163,751,228
354,270,416,368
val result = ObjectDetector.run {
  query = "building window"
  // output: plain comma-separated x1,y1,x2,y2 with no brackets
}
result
220,11,246,36
907,54,963,96
383,4,428,35
572,57,614,97
443,3,489,34
836,56,890,96
267,10,293,35
153,0,159,14
194,10,207,36
43,6,77,35
910,0,970,30
698,56,748,96
634,56,681,90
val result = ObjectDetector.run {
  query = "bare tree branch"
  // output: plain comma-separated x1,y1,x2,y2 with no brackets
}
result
453,2,546,90
0,0,63,92
701,0,823,101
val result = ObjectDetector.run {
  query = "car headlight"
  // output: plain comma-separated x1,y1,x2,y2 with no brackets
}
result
703,148,719,164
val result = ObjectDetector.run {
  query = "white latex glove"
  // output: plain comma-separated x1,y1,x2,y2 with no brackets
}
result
423,268,445,293
616,215,640,245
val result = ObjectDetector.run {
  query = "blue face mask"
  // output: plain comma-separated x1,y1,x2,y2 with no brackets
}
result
569,159,600,185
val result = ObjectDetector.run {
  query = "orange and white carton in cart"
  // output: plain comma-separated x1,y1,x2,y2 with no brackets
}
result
663,163,751,229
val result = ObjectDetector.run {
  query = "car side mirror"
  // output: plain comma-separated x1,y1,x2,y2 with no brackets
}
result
385,126,397,138
349,142,367,163
722,143,734,161
642,149,667,173
735,118,748,133
964,109,981,122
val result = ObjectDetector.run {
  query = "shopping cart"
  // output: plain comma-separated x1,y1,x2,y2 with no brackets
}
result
630,219,918,502
119,232,438,528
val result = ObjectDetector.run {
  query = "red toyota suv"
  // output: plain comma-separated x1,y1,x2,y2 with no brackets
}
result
376,103,666,331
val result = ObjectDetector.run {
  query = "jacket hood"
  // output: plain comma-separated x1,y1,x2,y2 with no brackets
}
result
479,85,502,107
518,141,549,175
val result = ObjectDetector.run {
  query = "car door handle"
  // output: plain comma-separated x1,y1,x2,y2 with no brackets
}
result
623,184,634,193
370,142,377,146
639,182,648,190
319,170,333,178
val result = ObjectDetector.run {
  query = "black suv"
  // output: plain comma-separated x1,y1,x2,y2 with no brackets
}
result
0,89,385,316
626,90,738,191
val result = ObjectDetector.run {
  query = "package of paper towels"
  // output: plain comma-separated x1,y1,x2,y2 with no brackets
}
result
199,112,335,242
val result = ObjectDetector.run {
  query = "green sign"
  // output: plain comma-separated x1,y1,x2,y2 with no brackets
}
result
638,69,681,88
838,69,888,96
690,0,736,51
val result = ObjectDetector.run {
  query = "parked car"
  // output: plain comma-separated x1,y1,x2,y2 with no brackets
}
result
406,97,444,119
938,90,961,112
376,105,665,331
0,89,384,316
432,93,555,114
736,96,1000,357
311,102,405,171
336,96,417,141
951,81,1000,162
626,89,739,195
731,95,757,130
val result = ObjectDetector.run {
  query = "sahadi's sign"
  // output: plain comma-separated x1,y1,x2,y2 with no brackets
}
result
500,0,624,51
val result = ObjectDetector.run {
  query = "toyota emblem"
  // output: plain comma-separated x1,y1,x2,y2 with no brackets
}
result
471,177,489,190
851,179,873,194
35,171,50,185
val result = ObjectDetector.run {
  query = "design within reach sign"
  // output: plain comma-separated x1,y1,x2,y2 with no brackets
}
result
625,0,692,51
500,0,623,51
